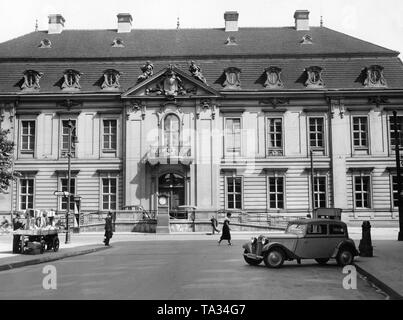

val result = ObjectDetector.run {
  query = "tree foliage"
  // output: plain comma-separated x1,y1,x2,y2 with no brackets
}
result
0,128,19,193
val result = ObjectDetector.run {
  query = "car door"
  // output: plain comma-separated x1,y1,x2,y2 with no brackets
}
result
325,223,348,256
294,223,329,259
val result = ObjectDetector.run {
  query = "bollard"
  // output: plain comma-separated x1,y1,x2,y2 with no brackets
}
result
359,221,373,257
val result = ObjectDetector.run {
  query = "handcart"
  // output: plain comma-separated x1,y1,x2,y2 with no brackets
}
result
12,229,65,254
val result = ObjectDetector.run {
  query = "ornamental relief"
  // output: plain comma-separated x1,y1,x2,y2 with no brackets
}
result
61,69,82,91
223,67,241,90
126,100,146,120
20,70,43,91
364,65,387,88
0,102,16,124
196,99,216,120
264,67,283,89
305,66,324,88
145,65,197,99
101,69,121,90
157,103,184,126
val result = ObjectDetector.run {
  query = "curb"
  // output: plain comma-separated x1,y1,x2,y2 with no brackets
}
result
0,245,111,272
354,262,403,300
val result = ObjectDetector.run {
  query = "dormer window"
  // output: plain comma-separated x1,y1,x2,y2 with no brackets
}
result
364,65,387,88
264,66,283,89
305,66,324,88
112,38,125,47
101,69,121,90
300,34,313,44
225,36,237,45
21,70,43,91
223,67,241,90
61,69,82,91
39,39,52,48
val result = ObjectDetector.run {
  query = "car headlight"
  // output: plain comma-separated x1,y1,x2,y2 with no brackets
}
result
261,237,267,244
251,237,257,243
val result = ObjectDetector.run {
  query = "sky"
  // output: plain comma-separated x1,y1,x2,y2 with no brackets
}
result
0,0,402,58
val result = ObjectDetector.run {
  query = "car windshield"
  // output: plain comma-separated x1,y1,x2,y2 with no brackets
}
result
286,223,307,235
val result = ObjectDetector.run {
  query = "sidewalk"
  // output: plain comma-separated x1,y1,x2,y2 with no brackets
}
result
354,240,403,299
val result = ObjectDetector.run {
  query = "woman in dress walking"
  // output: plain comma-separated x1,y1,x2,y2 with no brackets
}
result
218,212,232,245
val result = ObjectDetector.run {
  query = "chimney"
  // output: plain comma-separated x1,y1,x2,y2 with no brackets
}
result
48,14,65,34
117,13,133,33
224,11,239,32
294,10,310,31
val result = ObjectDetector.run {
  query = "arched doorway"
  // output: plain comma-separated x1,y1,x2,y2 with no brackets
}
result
158,172,185,211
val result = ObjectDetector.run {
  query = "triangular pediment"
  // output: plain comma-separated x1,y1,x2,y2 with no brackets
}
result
121,66,220,98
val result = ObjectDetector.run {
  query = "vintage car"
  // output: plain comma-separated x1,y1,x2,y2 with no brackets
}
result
242,219,358,268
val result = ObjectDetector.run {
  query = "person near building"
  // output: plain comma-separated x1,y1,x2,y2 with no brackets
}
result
210,216,220,234
103,212,113,246
218,212,232,246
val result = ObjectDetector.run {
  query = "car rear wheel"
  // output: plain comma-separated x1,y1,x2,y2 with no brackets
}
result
336,248,354,266
263,248,285,268
243,250,262,266
315,258,330,265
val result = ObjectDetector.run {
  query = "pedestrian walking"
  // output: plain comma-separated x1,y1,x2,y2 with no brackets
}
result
210,216,220,234
103,211,113,246
218,212,232,245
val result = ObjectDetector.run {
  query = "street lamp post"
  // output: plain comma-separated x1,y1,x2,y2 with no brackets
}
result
310,149,315,217
392,111,403,241
65,119,75,244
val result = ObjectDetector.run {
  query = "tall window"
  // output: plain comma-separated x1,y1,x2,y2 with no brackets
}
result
313,176,327,208
20,179,34,210
392,175,398,208
102,178,117,210
390,116,403,149
164,114,180,155
227,177,242,209
225,118,241,156
354,176,371,209
309,117,324,150
21,121,35,151
267,118,283,156
268,176,284,209
352,117,368,149
61,120,76,157
103,120,117,150
61,178,75,211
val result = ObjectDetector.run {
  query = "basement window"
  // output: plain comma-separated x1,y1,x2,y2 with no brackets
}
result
39,39,52,48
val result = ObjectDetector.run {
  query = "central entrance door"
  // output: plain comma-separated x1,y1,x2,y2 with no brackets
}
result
158,173,185,211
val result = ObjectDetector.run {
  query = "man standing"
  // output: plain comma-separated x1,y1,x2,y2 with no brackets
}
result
103,212,113,246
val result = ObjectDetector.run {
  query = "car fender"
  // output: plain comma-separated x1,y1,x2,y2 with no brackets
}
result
262,242,298,259
332,240,359,258
242,243,252,253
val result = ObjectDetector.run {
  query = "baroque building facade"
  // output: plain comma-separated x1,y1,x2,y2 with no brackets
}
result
1,10,403,223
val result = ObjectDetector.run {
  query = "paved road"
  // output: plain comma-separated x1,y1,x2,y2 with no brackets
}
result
0,240,385,300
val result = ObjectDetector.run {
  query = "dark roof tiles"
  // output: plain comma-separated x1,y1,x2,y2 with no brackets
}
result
1,57,403,93
0,27,398,60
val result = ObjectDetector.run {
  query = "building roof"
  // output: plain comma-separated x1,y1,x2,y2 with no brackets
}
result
0,26,402,94
1,57,403,93
0,27,398,60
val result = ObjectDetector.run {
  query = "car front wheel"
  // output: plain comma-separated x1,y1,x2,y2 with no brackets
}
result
263,248,285,268
315,258,330,265
336,248,354,266
243,250,262,266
